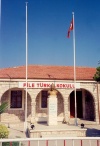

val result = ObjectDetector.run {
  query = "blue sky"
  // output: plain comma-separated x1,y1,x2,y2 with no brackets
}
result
0,0,100,68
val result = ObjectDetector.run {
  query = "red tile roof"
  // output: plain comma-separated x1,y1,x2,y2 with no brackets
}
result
0,65,96,81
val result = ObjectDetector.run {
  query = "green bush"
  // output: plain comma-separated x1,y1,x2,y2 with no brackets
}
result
2,142,10,146
0,124,9,138
2,142,19,146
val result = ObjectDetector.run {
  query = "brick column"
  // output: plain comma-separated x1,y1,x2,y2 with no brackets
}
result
31,100,36,119
28,89,41,123
63,90,71,122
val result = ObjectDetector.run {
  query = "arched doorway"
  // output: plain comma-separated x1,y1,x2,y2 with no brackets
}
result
35,89,64,122
70,89,95,121
70,91,83,118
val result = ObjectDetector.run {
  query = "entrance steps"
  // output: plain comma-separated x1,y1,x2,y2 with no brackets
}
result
69,119,97,125
28,122,87,138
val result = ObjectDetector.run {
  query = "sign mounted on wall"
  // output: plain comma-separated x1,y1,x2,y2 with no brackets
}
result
19,82,80,89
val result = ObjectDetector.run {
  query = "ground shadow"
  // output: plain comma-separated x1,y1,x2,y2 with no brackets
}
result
86,127,100,137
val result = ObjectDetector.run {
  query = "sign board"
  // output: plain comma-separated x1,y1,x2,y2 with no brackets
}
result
19,82,80,89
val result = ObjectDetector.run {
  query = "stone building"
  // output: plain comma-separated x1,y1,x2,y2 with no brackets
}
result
0,65,99,124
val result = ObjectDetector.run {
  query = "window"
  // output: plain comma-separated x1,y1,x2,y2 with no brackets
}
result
10,90,22,108
41,91,48,108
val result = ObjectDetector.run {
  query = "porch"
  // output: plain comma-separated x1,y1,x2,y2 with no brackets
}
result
1,119,99,139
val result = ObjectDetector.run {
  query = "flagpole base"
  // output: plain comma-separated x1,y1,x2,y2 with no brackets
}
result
74,118,78,126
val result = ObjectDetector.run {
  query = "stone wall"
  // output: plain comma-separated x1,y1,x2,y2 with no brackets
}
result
28,128,87,138
0,82,31,123
0,80,99,124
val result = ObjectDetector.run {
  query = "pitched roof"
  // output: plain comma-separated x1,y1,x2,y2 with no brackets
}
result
0,65,96,81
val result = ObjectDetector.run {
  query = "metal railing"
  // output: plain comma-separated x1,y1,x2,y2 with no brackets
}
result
0,137,100,146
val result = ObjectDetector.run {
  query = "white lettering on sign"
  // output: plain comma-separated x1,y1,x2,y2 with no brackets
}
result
19,82,80,89
48,98,57,115
49,104,57,114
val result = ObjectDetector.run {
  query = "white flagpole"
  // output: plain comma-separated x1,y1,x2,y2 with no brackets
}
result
25,2,28,131
72,12,78,126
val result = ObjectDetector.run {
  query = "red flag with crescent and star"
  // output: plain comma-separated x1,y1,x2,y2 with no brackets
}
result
67,18,73,38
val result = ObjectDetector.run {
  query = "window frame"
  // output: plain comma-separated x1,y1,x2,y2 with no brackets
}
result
40,90,48,109
9,89,24,110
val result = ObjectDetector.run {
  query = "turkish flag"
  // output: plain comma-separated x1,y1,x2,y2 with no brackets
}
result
67,18,73,38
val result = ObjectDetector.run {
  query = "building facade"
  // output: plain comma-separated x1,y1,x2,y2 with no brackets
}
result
0,65,99,124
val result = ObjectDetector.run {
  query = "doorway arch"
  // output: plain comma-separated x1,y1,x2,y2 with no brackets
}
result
70,89,95,121
35,89,64,122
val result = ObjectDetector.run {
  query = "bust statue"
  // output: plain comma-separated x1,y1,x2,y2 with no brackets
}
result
48,83,58,96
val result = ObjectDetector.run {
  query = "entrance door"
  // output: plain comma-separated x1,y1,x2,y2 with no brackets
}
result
70,91,83,118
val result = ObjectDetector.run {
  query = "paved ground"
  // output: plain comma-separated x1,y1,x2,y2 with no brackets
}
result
7,121,100,138
8,128,26,139
0,122,98,146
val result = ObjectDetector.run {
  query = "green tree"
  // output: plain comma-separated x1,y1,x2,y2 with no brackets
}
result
0,102,8,114
0,102,9,139
0,102,8,123
93,66,100,82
